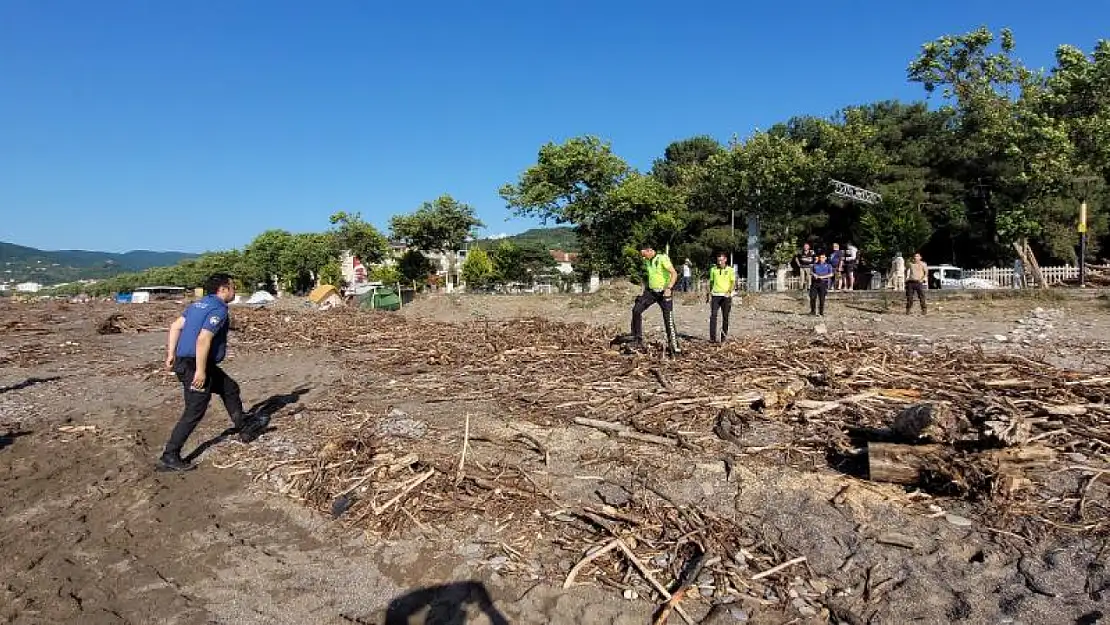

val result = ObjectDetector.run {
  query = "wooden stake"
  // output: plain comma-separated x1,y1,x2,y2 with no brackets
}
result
456,412,471,482
751,555,807,581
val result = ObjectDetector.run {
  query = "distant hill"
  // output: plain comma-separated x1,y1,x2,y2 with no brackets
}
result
481,227,578,251
0,241,196,286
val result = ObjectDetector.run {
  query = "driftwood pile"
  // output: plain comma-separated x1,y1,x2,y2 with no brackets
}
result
14,302,1100,615
167,306,1108,616
225,307,1110,528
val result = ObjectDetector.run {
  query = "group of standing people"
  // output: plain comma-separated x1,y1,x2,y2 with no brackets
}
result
627,241,932,356
795,242,860,292
795,242,859,316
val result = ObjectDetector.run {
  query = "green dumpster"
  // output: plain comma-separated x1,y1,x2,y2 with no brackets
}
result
358,286,402,311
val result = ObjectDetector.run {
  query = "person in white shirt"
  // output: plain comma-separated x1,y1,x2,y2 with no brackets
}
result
843,243,859,290
679,259,692,292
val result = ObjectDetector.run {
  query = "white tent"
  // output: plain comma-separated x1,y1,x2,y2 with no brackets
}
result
246,290,276,305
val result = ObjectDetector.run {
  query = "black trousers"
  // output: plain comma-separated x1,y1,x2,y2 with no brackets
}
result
164,357,246,456
809,281,829,315
906,280,927,313
631,289,679,353
709,295,732,342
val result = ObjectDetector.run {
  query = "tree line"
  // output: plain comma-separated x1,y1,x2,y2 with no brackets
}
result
50,195,560,297
501,28,1109,277
50,28,1108,297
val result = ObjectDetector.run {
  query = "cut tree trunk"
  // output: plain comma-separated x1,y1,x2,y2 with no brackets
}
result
867,442,947,484
866,442,1057,486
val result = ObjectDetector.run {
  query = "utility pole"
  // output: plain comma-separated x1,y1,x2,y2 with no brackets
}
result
730,209,735,268
746,190,761,293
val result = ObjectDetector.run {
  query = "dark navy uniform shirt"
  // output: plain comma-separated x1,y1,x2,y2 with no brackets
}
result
175,295,230,363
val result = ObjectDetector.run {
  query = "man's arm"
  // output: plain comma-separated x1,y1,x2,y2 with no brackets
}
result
194,330,213,366
190,330,214,389
665,264,678,291
165,316,185,369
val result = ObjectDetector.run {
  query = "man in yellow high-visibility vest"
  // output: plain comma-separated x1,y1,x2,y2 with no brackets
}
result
631,243,680,354
707,252,736,343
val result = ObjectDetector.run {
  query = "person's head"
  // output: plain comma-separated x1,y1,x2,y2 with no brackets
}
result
205,273,236,302
716,252,728,267
803,242,811,251
913,253,923,263
817,253,827,263
639,244,656,260
832,243,840,250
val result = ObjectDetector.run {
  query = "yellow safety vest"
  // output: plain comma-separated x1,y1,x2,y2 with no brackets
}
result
709,265,735,295
644,253,674,290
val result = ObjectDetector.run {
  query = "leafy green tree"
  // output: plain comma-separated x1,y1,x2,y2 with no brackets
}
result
461,246,495,288
500,136,631,226
245,230,293,290
368,264,402,285
279,232,340,294
650,136,724,188
489,240,557,283
330,211,389,264
389,195,484,253
502,137,687,276
908,27,1076,260
397,249,436,284
317,260,345,288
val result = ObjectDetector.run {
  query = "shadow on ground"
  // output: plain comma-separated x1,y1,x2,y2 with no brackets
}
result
184,387,311,462
0,376,61,395
379,581,510,625
0,430,32,452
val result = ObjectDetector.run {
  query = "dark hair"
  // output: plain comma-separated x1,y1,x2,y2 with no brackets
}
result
204,273,234,295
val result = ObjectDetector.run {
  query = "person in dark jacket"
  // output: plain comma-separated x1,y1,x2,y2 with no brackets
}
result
810,253,834,316
159,273,264,471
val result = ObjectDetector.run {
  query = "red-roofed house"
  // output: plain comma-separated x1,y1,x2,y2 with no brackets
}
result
550,250,578,275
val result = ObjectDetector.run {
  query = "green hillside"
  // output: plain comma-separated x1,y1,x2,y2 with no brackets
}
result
0,241,196,286
485,227,578,251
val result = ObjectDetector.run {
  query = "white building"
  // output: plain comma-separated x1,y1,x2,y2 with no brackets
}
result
549,250,578,275
15,282,42,293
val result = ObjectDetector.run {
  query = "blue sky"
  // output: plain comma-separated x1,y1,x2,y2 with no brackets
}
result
1,0,1106,253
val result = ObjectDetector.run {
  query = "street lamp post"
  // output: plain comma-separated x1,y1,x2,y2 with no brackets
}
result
1073,176,1098,289
730,209,735,267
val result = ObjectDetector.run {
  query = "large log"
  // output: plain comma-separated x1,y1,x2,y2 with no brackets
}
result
866,442,1057,486
867,442,947,484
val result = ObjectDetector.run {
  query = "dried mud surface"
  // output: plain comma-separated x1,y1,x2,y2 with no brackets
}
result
2,290,1109,625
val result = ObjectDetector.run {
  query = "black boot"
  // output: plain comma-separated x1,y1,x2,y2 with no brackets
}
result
158,452,196,472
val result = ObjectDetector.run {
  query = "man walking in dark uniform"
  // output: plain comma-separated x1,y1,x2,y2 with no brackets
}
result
630,244,680,355
809,253,834,316
159,273,263,471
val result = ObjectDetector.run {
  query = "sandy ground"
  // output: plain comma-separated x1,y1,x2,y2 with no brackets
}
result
2,285,1109,625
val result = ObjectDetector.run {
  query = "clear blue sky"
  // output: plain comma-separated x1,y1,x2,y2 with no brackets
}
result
1,0,1105,253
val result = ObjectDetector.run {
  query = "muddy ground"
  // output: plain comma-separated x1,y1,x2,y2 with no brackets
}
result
2,286,1109,625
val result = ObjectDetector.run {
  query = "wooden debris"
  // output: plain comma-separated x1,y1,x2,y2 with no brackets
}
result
867,442,1057,489
75,305,1110,608
890,403,960,443
572,416,679,447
